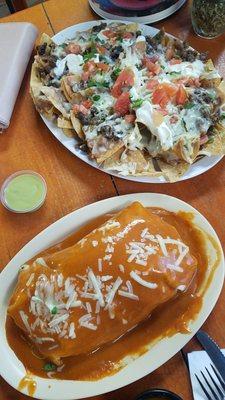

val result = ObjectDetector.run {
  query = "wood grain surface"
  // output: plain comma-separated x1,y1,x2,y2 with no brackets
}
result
0,1,224,399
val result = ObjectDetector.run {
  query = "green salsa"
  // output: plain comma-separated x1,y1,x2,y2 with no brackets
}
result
4,173,46,212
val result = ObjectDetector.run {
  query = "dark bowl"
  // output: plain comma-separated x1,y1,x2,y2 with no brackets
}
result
135,389,183,400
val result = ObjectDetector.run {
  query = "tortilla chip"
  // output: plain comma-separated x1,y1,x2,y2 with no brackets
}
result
157,159,189,183
30,61,43,98
96,141,125,164
57,117,73,129
70,111,84,139
39,33,54,48
104,148,161,177
199,125,225,156
30,63,56,119
124,23,138,33
217,80,225,104
62,128,76,138
205,59,215,72
217,124,225,152
61,76,83,103
87,135,125,164
103,147,125,169
174,138,200,164
104,148,149,173
41,86,69,118
200,77,222,88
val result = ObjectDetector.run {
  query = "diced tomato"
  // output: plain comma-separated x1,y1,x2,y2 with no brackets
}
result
123,32,133,39
96,45,106,54
102,30,117,38
83,60,96,72
72,104,80,114
81,71,90,81
66,43,81,54
165,47,174,61
153,82,180,107
79,105,89,115
176,85,187,105
81,99,92,109
169,58,182,65
162,82,178,97
114,92,131,116
96,62,109,72
152,88,170,108
146,79,159,90
72,104,89,115
158,108,168,116
125,114,136,123
143,57,161,75
111,68,134,98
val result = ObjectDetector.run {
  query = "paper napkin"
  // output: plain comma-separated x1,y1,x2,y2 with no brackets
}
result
188,349,225,400
0,22,38,132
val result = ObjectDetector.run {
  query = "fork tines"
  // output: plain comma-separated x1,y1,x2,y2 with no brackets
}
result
195,364,225,400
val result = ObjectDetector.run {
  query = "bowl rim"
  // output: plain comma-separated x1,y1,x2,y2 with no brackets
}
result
135,388,183,399
0,169,47,213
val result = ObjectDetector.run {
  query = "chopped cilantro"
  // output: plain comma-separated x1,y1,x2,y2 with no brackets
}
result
111,67,121,80
51,306,58,315
207,137,214,144
161,65,165,70
44,363,57,372
207,91,217,100
83,47,97,62
131,99,144,108
220,113,225,120
87,79,110,88
168,71,181,76
92,94,100,101
117,36,123,43
184,102,194,109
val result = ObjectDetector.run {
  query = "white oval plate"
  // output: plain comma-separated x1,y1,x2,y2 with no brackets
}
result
0,193,224,400
40,20,223,183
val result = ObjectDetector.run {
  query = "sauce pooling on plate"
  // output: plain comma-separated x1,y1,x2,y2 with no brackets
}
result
6,206,220,383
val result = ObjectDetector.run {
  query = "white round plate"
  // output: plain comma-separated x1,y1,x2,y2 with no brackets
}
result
41,20,223,183
0,193,224,399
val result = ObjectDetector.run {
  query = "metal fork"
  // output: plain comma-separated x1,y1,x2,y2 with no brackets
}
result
195,364,225,400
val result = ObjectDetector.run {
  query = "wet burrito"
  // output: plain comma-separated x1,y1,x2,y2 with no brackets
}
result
8,202,197,365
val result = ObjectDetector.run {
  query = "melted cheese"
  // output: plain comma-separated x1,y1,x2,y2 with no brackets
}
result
167,60,205,78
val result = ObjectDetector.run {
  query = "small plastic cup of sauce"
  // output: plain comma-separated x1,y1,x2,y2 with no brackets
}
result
135,389,183,400
0,170,47,213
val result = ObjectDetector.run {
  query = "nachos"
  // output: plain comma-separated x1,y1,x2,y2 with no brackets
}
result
30,22,225,181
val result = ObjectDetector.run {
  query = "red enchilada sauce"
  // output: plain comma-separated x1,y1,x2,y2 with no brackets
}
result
6,208,220,383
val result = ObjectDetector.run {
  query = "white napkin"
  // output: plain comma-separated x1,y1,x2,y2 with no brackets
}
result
188,349,225,400
0,22,38,132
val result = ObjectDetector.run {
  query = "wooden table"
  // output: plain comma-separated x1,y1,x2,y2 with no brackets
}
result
0,1,224,399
